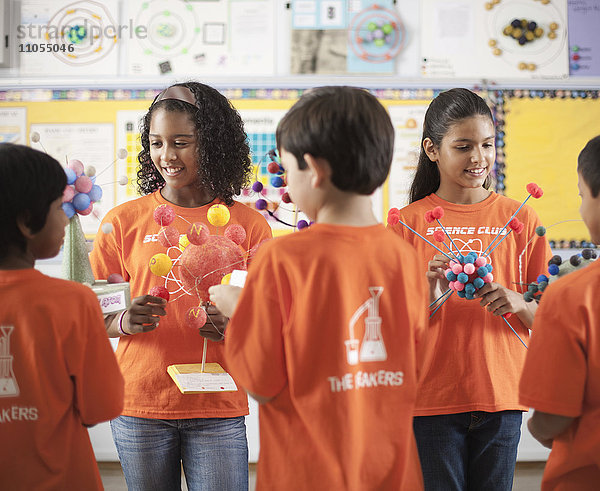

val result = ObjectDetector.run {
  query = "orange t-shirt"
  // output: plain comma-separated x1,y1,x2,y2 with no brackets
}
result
389,192,551,415
0,268,124,490
225,223,428,490
520,258,600,490
90,191,272,419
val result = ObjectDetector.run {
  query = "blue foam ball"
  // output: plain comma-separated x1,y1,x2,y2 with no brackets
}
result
456,254,464,263
473,277,484,289
270,176,284,188
88,184,102,202
465,283,476,295
524,291,535,302
464,254,475,264
73,192,91,211
528,283,539,294
486,264,493,273
446,271,457,282
477,266,488,277
457,290,466,298
537,273,550,282
535,226,546,236
62,202,76,218
547,264,560,276
465,291,475,300
538,281,548,291
65,168,77,185
457,272,469,283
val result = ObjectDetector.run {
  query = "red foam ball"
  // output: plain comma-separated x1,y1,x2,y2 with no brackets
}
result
267,161,280,174
387,214,399,226
526,183,543,198
187,222,209,245
424,210,435,223
432,206,444,219
515,222,525,234
179,235,246,301
509,217,520,230
77,204,94,216
387,207,400,218
224,224,246,245
107,273,125,283
158,226,180,247
149,285,170,301
153,204,176,226
433,230,445,242
281,192,292,204
186,306,207,328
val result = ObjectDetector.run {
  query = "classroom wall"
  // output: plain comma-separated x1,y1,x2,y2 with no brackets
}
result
4,0,600,465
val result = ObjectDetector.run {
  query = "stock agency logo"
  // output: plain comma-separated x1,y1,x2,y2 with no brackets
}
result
16,0,146,66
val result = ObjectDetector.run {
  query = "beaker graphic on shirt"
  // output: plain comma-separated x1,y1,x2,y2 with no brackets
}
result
345,287,387,365
0,326,19,398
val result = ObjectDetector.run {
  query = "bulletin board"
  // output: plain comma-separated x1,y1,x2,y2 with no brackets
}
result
0,87,435,237
502,90,600,246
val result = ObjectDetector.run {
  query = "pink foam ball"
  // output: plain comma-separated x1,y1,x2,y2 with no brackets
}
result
483,273,493,283
454,282,465,292
74,175,93,193
187,222,209,245
107,273,125,283
433,230,445,242
149,285,170,301
431,206,444,219
448,281,456,290
450,258,460,267
424,210,434,223
186,306,207,329
464,263,476,275
224,224,246,245
475,256,487,267
158,226,180,247
444,268,452,276
153,204,176,226
451,263,463,275
68,159,84,176
179,235,246,302
62,185,75,203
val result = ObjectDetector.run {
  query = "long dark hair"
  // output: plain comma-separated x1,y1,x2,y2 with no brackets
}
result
409,88,494,203
137,82,252,206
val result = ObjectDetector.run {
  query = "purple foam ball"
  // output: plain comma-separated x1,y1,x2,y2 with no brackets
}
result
255,199,268,210
252,181,263,193
297,220,309,230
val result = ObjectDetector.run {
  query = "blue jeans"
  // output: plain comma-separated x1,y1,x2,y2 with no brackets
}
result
413,411,522,491
111,415,248,491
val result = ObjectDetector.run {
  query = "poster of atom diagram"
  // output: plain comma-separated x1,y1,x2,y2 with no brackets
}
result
125,0,275,76
420,0,569,79
19,0,120,76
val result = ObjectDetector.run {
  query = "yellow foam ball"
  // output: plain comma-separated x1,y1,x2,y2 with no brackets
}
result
221,273,232,285
179,234,190,251
149,253,172,276
207,204,230,227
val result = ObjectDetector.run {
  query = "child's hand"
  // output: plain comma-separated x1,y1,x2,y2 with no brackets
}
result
208,285,243,319
199,304,228,341
125,294,167,334
426,254,450,306
474,283,525,317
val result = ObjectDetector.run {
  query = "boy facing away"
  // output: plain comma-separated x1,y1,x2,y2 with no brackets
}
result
209,86,428,490
520,135,600,490
0,144,124,490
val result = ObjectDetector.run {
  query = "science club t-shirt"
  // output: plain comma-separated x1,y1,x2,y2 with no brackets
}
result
90,191,272,419
520,258,600,490
0,269,124,490
389,191,551,415
226,224,428,490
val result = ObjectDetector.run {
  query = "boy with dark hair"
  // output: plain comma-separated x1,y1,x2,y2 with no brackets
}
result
209,86,428,490
520,135,600,489
0,144,124,490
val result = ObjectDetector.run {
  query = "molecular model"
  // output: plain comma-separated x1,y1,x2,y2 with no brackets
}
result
148,203,252,330
251,149,309,230
523,247,598,303
387,183,544,349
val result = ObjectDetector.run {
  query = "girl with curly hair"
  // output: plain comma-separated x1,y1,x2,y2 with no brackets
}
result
90,82,272,490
